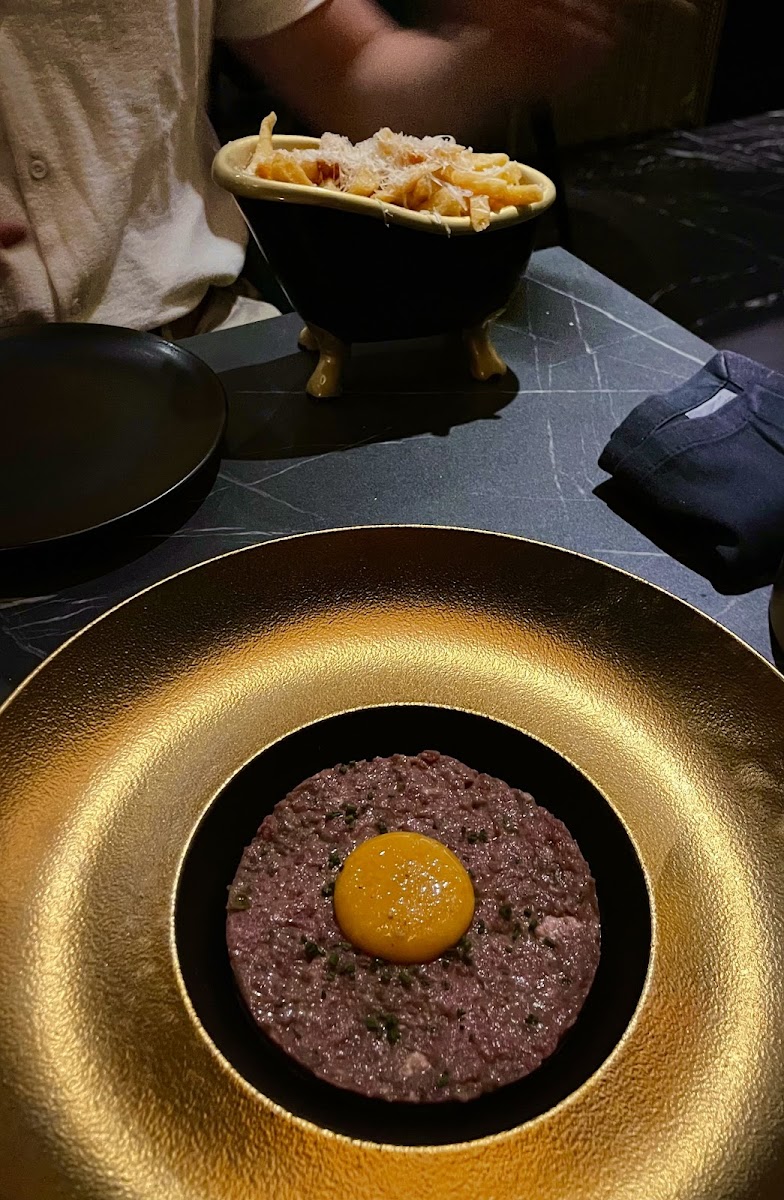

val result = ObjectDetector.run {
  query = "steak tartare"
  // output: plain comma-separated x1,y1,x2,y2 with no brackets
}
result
226,751,600,1103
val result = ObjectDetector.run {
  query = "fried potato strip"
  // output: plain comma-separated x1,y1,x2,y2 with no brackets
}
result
245,112,544,230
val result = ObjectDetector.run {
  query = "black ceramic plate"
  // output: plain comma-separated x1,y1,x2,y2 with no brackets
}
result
0,324,226,551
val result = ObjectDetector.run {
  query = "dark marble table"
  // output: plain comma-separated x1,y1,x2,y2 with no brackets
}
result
0,248,773,699
564,111,784,368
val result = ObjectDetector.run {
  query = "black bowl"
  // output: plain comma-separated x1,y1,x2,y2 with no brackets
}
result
213,135,555,344
175,704,650,1146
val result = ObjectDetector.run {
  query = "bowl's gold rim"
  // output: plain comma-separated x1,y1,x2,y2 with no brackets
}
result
3,525,779,724
212,135,557,235
171,697,658,1152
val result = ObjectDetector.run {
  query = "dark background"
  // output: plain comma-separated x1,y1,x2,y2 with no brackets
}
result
708,0,781,122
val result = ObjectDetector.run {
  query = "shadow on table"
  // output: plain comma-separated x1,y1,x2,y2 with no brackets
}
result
1,460,218,601
220,337,519,461
595,480,777,597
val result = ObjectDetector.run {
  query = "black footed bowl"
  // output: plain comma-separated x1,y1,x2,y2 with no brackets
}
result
212,134,556,397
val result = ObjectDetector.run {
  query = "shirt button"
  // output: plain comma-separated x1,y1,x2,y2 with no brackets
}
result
29,157,48,180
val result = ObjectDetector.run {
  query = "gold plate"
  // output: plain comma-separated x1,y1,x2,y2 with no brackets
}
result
1,526,783,1200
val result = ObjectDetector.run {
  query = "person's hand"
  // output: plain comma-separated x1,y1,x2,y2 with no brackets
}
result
233,0,696,143
442,0,620,97
444,0,696,99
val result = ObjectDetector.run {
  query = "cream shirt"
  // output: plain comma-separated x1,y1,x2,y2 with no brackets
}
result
0,0,323,329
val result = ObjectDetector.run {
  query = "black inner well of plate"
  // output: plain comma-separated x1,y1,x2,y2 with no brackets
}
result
176,706,651,1146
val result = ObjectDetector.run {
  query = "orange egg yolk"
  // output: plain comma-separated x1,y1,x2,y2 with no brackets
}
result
333,832,475,963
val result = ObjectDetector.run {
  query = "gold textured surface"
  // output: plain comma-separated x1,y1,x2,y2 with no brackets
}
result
1,526,783,1200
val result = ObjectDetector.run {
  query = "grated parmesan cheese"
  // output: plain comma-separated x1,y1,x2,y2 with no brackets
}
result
245,113,544,231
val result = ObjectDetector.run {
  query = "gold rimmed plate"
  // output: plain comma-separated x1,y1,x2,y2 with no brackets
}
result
1,526,783,1200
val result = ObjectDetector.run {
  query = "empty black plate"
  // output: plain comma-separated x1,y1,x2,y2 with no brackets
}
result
0,324,226,551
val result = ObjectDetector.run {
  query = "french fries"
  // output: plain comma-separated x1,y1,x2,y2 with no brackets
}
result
345,166,380,197
248,111,276,172
243,113,544,231
445,167,544,207
469,194,493,232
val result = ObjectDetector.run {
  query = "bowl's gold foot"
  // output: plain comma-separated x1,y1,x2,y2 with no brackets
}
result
298,325,319,352
463,316,507,382
302,326,348,399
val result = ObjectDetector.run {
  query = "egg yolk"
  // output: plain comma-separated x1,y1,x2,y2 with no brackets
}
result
333,832,475,963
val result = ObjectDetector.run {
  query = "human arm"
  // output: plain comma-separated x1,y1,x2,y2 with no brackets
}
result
227,0,619,141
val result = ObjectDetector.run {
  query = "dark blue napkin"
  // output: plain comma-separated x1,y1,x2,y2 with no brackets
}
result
597,351,784,593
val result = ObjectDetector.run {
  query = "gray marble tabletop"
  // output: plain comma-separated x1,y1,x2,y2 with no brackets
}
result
565,112,784,360
0,248,773,699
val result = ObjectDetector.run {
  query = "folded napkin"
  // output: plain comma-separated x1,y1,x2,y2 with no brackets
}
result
597,350,784,593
